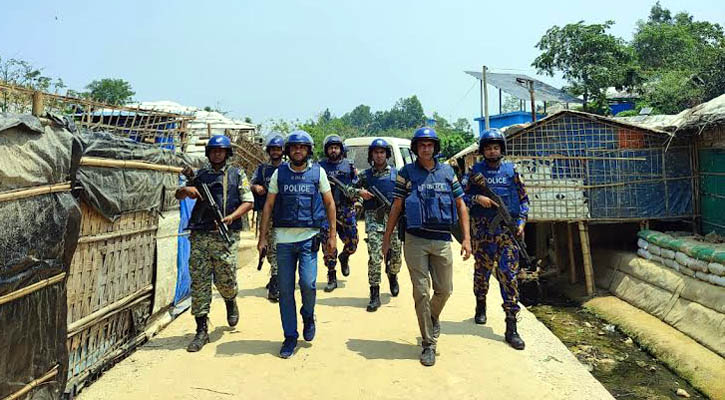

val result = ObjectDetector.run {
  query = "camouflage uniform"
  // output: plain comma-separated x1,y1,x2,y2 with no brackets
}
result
320,205,358,269
188,165,252,317
463,170,529,315
357,166,402,286
256,212,277,275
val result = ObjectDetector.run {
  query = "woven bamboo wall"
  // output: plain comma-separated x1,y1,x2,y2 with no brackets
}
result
67,202,157,325
65,201,157,390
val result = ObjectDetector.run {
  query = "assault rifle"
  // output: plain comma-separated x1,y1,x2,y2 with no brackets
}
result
369,185,392,210
182,167,233,247
327,174,357,201
469,172,537,272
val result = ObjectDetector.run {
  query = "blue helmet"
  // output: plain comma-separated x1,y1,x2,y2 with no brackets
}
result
323,134,344,156
368,138,392,163
284,130,314,158
206,135,232,158
411,127,440,156
265,134,285,153
478,128,506,156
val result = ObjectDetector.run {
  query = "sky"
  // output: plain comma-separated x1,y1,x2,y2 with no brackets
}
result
1,0,723,126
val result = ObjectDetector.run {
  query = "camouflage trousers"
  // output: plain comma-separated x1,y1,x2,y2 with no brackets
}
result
471,217,521,314
320,205,358,270
189,231,238,317
364,211,402,286
256,212,278,276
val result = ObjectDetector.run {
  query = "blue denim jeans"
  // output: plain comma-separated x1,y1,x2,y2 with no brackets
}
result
276,237,318,339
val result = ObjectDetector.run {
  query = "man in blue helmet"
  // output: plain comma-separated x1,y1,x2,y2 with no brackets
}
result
355,138,403,312
257,130,337,359
382,127,472,367
251,134,285,302
463,128,529,350
175,135,254,352
319,134,360,292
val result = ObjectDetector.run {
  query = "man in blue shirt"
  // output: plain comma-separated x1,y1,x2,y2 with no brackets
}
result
257,131,337,359
383,127,471,367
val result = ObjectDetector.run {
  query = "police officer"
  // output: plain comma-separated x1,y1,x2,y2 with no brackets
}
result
463,128,528,350
175,135,254,352
251,134,285,302
319,134,359,292
356,138,402,312
382,127,471,367
257,130,337,359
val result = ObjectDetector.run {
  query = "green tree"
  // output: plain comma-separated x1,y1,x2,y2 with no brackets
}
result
85,78,135,105
341,104,373,131
532,20,636,113
1,56,65,111
632,2,725,112
501,95,521,113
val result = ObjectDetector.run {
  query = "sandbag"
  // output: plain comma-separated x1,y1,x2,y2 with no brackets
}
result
708,262,725,276
675,251,690,266
637,248,652,260
637,238,649,250
687,257,710,272
648,243,662,256
661,248,676,260
663,258,680,271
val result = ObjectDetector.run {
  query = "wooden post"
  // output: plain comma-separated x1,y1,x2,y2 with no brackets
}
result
567,223,576,284
578,221,595,296
31,91,44,116
482,65,490,130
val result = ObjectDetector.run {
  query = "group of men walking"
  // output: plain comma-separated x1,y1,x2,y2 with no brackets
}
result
175,125,530,366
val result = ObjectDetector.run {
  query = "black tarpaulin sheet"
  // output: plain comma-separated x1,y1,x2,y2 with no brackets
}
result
0,113,80,400
76,131,191,221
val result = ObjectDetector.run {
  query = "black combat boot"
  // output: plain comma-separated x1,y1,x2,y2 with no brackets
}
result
186,316,209,352
366,286,381,312
339,253,350,276
474,299,487,325
225,297,239,327
324,270,338,292
388,273,399,297
267,275,280,302
505,312,525,350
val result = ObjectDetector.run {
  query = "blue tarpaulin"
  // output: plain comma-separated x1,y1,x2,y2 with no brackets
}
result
174,195,194,304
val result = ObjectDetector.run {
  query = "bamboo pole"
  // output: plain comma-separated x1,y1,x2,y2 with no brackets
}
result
31,91,44,116
67,285,153,336
0,273,66,306
578,221,595,295
567,223,576,284
0,182,71,203
80,157,183,173
77,225,159,244
3,365,59,400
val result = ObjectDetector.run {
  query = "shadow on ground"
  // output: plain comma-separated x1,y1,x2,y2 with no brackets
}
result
140,326,236,351
216,339,312,357
346,338,420,360
317,294,392,309
440,319,505,342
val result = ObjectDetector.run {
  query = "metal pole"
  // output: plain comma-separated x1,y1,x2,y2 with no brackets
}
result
482,65,490,130
479,79,483,118
529,80,536,122
498,89,502,114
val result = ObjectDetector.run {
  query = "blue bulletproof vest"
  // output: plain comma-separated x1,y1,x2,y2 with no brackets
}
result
404,162,458,232
319,159,354,205
188,166,243,231
363,167,397,211
273,163,326,228
467,161,521,219
252,163,278,211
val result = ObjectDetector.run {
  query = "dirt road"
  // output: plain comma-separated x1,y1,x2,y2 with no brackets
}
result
78,224,613,400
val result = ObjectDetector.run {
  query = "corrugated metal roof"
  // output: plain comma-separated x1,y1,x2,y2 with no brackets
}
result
464,71,583,104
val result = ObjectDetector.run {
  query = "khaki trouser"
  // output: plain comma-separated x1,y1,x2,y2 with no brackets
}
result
403,232,454,348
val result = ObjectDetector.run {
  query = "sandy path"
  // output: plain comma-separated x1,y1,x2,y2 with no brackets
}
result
78,223,613,400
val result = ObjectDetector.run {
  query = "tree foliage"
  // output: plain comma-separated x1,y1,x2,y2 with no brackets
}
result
85,78,135,105
532,20,636,112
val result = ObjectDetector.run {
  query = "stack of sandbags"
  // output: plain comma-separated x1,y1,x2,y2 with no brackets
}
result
637,230,725,287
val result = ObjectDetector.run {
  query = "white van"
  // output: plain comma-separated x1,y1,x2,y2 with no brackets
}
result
343,137,415,172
